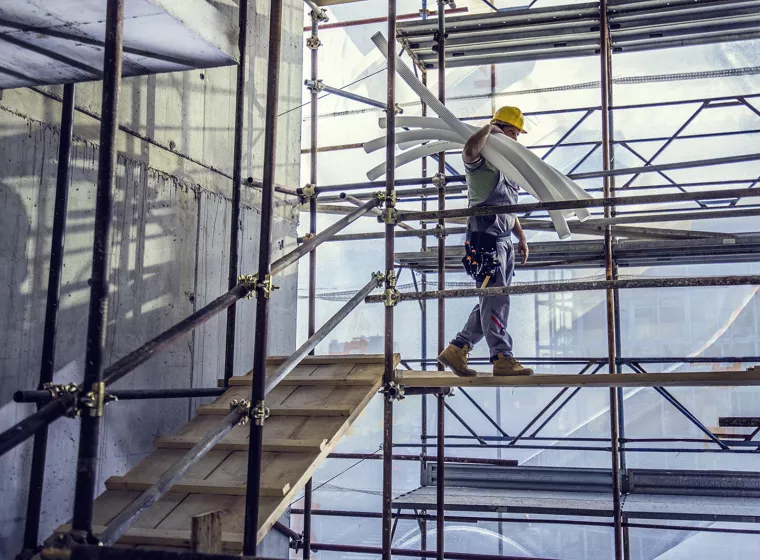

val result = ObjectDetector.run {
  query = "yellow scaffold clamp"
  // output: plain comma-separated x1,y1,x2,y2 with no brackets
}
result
383,270,400,307
306,35,322,49
230,398,252,426
252,400,270,426
432,173,446,188
239,273,279,299
381,381,405,401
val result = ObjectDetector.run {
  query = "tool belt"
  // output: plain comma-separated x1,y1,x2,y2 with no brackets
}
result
462,231,501,287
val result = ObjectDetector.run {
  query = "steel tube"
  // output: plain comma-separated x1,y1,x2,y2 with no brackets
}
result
381,2,397,560
327,453,517,465
366,275,760,303
436,3,447,401
14,387,227,405
316,82,386,109
396,186,760,222
436,393,445,560
310,542,557,560
23,82,76,551
264,277,380,394
244,0,283,551
72,0,124,535
305,9,319,560
223,0,249,386
99,408,246,546
0,394,76,458
600,1,623,557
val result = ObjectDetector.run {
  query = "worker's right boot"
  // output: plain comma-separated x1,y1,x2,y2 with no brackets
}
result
437,343,477,377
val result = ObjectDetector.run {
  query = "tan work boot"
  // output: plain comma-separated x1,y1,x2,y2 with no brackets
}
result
437,344,477,377
493,353,534,376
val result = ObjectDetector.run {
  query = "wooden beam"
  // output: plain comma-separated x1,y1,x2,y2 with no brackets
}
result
196,404,355,417
105,476,290,498
396,370,760,388
719,417,760,427
154,436,327,453
265,354,387,365
191,510,222,553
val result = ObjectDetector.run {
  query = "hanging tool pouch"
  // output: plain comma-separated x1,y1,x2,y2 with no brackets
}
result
462,231,500,283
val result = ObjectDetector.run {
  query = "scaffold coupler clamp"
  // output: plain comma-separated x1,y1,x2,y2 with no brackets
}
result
433,224,447,239
304,79,324,93
310,7,329,23
438,387,455,398
239,273,278,299
252,400,270,426
299,183,317,204
381,381,405,401
383,269,400,307
432,173,446,189
301,232,316,243
381,207,399,226
290,531,305,552
79,381,116,418
306,35,322,49
230,398,252,426
42,530,100,559
372,270,387,287
394,103,404,115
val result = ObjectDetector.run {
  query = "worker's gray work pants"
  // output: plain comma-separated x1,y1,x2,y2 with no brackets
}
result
452,239,515,359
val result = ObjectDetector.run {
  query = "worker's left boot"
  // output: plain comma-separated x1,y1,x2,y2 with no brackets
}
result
493,353,534,376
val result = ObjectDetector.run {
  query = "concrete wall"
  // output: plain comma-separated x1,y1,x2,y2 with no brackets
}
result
0,0,304,555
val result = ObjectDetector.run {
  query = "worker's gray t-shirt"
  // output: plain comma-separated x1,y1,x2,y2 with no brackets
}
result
464,156,519,237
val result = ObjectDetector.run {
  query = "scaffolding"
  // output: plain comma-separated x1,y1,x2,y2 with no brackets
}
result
2,0,760,559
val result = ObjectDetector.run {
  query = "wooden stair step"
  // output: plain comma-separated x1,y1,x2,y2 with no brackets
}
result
55,525,248,551
106,476,289,498
266,354,385,365
224,375,378,387
196,403,355,417
155,435,327,453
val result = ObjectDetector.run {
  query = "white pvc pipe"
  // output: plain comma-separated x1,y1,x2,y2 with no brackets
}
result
363,128,464,154
366,141,465,181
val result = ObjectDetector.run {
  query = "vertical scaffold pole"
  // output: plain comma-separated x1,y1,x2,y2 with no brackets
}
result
435,4,447,559
223,0,249,385
243,0,283,553
304,5,323,558
420,67,429,553
600,1,624,559
382,1,397,559
71,0,124,537
23,82,76,551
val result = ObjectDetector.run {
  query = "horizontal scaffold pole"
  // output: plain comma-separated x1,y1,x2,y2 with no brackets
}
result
366,275,760,303
395,186,760,223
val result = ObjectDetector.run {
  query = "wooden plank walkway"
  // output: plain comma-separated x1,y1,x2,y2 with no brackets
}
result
54,354,398,552
396,370,760,388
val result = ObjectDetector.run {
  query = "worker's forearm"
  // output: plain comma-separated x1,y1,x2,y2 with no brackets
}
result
462,124,492,164
512,217,526,241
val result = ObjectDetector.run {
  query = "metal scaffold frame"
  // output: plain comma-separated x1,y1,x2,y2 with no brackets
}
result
1,0,760,560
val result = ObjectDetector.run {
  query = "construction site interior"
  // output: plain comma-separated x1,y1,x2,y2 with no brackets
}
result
1,0,760,560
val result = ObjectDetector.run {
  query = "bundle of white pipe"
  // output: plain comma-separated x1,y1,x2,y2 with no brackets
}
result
367,32,593,240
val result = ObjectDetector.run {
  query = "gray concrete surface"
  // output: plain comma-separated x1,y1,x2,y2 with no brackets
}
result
0,0,304,554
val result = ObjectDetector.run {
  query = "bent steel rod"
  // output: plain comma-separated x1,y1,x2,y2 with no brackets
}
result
23,82,76,551
72,0,124,535
98,406,247,546
0,196,378,458
396,186,760,222
366,275,760,303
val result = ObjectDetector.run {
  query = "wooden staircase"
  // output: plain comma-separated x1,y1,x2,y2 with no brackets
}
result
55,354,397,552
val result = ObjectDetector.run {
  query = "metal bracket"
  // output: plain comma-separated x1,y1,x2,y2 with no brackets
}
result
301,232,316,243
239,273,278,299
43,382,116,419
289,532,305,552
306,35,322,50
433,224,447,239
381,381,405,401
372,271,387,286
432,173,446,188
304,79,324,93
310,8,329,23
230,398,252,426
252,400,270,426
394,103,404,115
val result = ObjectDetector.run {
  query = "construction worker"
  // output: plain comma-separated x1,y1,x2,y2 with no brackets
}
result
437,106,535,377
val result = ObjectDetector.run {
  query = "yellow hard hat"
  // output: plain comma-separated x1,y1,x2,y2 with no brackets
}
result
490,106,527,134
